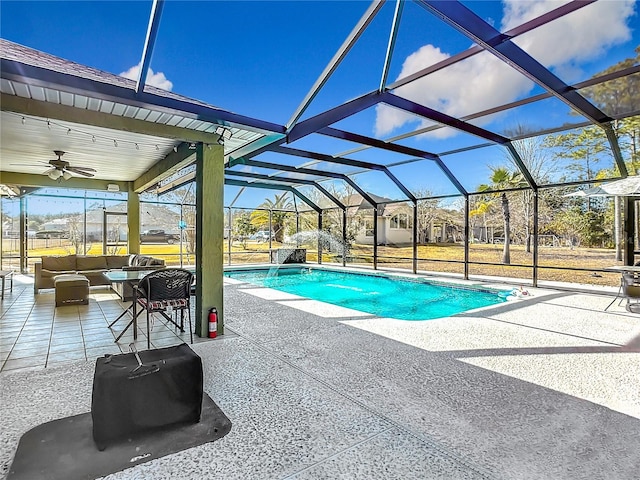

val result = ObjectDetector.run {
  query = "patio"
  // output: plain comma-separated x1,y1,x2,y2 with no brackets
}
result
0,276,203,373
1,274,638,479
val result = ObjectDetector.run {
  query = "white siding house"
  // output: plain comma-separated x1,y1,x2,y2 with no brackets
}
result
345,194,414,246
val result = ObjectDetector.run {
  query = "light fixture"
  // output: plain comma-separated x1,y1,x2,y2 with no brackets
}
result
48,169,62,180
215,126,233,145
62,171,73,180
16,113,191,152
107,184,120,192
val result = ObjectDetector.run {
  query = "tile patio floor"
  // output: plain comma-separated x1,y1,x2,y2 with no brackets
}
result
1,272,639,479
0,275,202,373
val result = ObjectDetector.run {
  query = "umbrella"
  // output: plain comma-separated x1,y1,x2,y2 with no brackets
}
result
597,176,640,196
565,176,640,197
564,186,608,197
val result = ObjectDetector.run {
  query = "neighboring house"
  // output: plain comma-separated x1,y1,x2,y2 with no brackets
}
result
40,218,69,232
345,193,466,245
2,221,18,238
345,194,414,246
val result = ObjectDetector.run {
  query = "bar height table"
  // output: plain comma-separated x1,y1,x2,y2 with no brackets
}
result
104,270,153,342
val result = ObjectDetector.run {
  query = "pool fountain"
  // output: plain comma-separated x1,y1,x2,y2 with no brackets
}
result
270,230,348,264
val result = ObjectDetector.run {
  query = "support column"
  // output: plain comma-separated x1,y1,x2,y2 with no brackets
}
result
318,211,323,264
412,201,418,274
533,191,539,287
624,196,635,266
373,208,378,270
83,197,88,255
464,197,469,280
19,196,27,274
195,142,224,337
268,210,273,253
342,209,347,267
127,187,140,254
227,207,232,266
615,196,622,261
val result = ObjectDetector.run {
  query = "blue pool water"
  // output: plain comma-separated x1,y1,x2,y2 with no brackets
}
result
225,267,508,320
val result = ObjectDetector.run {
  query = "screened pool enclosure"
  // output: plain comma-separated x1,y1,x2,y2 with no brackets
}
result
1,0,639,291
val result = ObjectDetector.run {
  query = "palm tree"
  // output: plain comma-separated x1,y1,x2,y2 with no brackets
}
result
250,193,293,242
479,167,524,264
469,199,491,243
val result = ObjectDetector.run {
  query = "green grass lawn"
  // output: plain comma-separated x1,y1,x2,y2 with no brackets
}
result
3,238,624,287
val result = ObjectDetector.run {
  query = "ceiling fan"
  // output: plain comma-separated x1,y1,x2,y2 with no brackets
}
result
17,151,97,181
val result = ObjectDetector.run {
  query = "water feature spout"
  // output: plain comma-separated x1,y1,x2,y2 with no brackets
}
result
285,230,349,263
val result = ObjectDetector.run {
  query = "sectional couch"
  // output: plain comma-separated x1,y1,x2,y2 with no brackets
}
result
34,254,165,294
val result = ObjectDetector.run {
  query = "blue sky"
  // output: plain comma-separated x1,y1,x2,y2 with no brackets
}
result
2,1,639,208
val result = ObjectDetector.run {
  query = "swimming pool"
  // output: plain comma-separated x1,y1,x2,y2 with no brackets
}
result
225,267,508,320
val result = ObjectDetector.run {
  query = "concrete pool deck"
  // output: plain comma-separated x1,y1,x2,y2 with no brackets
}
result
1,274,639,479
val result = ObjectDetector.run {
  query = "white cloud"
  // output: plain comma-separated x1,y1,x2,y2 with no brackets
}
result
375,45,447,136
375,0,635,138
375,47,533,138
119,63,173,91
506,0,634,74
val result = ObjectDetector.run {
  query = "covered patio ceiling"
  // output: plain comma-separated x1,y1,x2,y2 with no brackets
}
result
0,37,279,193
1,0,639,205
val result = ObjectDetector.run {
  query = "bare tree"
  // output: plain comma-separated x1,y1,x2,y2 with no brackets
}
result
413,189,441,244
505,126,558,253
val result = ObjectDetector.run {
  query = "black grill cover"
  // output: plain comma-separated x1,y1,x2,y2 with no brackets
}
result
91,343,203,450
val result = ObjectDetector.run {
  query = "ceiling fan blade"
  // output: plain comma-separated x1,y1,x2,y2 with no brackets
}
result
65,167,95,177
67,165,97,172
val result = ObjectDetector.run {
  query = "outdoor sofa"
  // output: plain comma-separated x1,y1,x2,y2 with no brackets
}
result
34,254,165,293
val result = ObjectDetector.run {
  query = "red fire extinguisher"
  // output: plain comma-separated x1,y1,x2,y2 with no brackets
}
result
208,307,218,338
